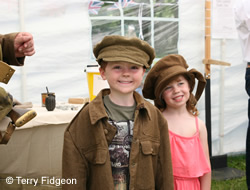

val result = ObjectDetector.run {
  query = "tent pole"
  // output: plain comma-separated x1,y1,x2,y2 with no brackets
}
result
219,39,226,155
205,0,212,157
204,0,230,169
19,0,27,102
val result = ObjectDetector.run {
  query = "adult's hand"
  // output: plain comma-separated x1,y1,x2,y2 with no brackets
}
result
14,32,35,57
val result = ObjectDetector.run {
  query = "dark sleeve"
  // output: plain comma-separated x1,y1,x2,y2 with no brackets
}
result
0,33,25,66
246,67,250,97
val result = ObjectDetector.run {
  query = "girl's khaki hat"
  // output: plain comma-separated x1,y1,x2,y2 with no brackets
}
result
142,54,206,109
93,35,155,69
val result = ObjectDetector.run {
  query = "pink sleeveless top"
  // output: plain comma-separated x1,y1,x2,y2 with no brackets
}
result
169,117,211,189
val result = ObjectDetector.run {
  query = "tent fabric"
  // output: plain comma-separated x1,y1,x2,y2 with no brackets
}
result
0,0,248,156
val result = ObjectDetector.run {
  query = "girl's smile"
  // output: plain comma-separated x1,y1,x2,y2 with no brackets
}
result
162,75,190,109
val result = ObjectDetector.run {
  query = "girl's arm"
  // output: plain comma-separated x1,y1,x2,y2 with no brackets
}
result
199,119,212,190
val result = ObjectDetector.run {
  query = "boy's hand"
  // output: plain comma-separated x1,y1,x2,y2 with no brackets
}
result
14,32,35,57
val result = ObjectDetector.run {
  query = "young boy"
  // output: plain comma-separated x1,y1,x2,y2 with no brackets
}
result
62,35,174,190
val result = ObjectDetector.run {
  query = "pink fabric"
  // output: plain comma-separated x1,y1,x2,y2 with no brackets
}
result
169,117,211,189
174,177,200,190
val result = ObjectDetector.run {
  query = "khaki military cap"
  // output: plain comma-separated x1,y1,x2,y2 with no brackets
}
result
93,35,155,69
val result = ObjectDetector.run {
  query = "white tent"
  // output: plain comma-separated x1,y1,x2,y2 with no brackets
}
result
0,0,248,157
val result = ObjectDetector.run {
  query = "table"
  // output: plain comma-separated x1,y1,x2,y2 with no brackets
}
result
0,104,82,179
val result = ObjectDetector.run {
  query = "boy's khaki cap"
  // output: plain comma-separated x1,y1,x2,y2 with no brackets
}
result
142,54,206,109
93,35,155,69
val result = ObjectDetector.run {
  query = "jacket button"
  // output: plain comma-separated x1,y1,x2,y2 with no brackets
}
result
104,129,108,135
133,139,139,144
131,163,136,167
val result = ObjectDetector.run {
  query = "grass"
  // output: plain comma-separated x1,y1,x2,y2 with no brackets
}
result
212,154,247,190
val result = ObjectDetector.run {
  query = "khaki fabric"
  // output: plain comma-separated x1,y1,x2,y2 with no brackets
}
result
0,60,15,84
62,89,174,190
0,44,15,84
0,87,12,121
0,33,23,122
143,54,206,110
0,37,16,84
0,44,14,121
0,33,25,66
0,33,25,144
93,35,155,69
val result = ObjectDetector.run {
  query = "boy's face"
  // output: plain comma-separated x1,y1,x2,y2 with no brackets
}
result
162,75,190,109
99,61,145,96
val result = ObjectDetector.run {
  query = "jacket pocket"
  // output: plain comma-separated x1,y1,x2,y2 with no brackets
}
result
81,146,114,188
82,146,108,165
135,140,160,189
140,140,160,155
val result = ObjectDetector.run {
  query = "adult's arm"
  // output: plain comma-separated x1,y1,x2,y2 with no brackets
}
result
0,33,25,66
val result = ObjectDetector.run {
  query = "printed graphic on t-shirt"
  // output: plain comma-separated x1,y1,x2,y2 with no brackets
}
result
108,120,134,190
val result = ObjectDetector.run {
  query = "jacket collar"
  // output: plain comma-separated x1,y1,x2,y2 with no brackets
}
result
89,89,152,125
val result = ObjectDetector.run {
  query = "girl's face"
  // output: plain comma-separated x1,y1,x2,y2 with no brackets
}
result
162,75,190,109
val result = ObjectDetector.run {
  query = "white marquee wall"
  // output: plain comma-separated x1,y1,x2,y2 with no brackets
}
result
0,0,248,156
0,0,91,104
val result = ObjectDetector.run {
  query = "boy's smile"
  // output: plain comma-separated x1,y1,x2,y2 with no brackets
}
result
99,61,145,98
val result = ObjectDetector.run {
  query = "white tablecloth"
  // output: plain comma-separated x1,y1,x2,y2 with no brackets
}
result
0,104,82,178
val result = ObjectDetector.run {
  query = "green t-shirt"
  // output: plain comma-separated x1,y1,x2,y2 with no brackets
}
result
103,95,135,122
103,95,136,190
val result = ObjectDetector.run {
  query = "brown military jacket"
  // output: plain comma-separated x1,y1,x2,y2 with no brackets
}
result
62,89,174,190
0,33,25,84
0,33,25,120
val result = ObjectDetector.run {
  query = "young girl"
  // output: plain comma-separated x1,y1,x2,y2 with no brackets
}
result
142,54,211,190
